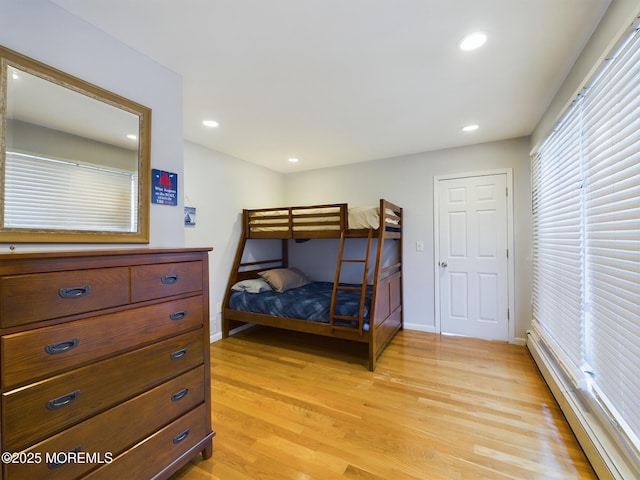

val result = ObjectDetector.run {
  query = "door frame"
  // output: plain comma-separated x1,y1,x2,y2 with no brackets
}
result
433,169,516,343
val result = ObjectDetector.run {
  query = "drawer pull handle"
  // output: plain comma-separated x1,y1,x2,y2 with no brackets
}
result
173,428,191,444
48,445,82,469
58,285,92,299
46,390,80,410
171,388,190,402
161,274,180,285
45,338,80,355
170,310,188,321
170,348,188,360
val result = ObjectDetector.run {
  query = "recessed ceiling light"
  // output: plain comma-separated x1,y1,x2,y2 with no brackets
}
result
462,124,479,132
459,32,487,51
288,157,299,163
202,120,219,128
126,134,137,140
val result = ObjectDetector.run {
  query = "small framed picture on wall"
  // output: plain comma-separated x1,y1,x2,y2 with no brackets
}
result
184,206,196,226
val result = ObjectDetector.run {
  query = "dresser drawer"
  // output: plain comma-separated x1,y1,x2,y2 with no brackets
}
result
131,261,203,303
0,267,130,328
2,296,204,388
2,329,204,451
84,404,210,480
4,366,206,480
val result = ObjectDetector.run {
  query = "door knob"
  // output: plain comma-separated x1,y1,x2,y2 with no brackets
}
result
439,261,448,268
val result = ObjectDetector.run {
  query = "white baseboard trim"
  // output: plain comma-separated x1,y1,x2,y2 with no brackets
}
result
526,330,639,480
210,321,257,343
402,325,527,347
403,323,437,333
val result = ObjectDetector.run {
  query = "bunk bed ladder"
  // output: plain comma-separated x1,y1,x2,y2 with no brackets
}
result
329,228,373,336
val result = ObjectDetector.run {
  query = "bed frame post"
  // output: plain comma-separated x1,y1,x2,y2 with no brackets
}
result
368,206,385,371
282,238,289,268
368,199,403,371
222,211,250,338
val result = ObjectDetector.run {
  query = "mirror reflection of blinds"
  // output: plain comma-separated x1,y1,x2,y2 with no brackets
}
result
4,151,138,232
531,20,640,471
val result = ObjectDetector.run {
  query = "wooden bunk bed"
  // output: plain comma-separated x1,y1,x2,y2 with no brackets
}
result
222,199,403,371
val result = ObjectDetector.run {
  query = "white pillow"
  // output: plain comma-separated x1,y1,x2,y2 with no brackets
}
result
231,278,273,293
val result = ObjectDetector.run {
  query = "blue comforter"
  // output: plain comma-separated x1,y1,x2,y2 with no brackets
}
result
229,281,371,331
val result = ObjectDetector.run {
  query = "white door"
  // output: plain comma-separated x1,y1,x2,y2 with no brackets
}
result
437,174,509,341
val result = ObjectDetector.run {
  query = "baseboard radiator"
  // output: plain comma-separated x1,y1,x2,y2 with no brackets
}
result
526,330,639,480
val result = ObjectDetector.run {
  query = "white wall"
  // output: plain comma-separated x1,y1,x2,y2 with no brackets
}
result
0,0,184,251
532,0,640,149
283,137,532,341
183,141,285,338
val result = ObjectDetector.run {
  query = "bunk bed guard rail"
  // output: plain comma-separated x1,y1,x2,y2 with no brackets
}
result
244,204,348,239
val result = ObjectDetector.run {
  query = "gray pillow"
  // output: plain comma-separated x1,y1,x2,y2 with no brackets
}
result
258,267,311,292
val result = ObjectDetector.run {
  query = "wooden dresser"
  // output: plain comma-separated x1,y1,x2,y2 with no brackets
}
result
0,248,214,480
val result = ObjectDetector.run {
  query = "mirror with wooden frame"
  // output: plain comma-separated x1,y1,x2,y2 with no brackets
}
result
0,45,150,243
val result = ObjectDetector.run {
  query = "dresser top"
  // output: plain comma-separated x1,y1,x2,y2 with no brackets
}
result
0,248,213,276
0,247,212,262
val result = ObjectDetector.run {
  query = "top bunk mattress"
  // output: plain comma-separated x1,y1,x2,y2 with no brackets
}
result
348,206,397,229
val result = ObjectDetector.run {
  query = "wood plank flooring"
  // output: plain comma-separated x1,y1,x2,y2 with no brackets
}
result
171,326,596,479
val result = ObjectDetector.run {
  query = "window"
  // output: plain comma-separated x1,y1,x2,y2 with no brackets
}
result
531,20,640,469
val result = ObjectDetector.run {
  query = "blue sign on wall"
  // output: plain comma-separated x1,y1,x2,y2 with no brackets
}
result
152,169,178,206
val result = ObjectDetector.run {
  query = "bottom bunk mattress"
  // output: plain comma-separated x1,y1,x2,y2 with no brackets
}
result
228,281,372,331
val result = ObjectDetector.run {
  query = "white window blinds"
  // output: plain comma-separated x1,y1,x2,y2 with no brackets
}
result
532,100,585,383
532,20,640,466
4,151,138,232
581,27,640,449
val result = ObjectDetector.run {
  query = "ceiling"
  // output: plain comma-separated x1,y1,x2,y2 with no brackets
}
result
51,0,610,173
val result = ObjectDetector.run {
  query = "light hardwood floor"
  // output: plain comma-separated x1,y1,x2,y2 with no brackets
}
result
171,326,596,479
